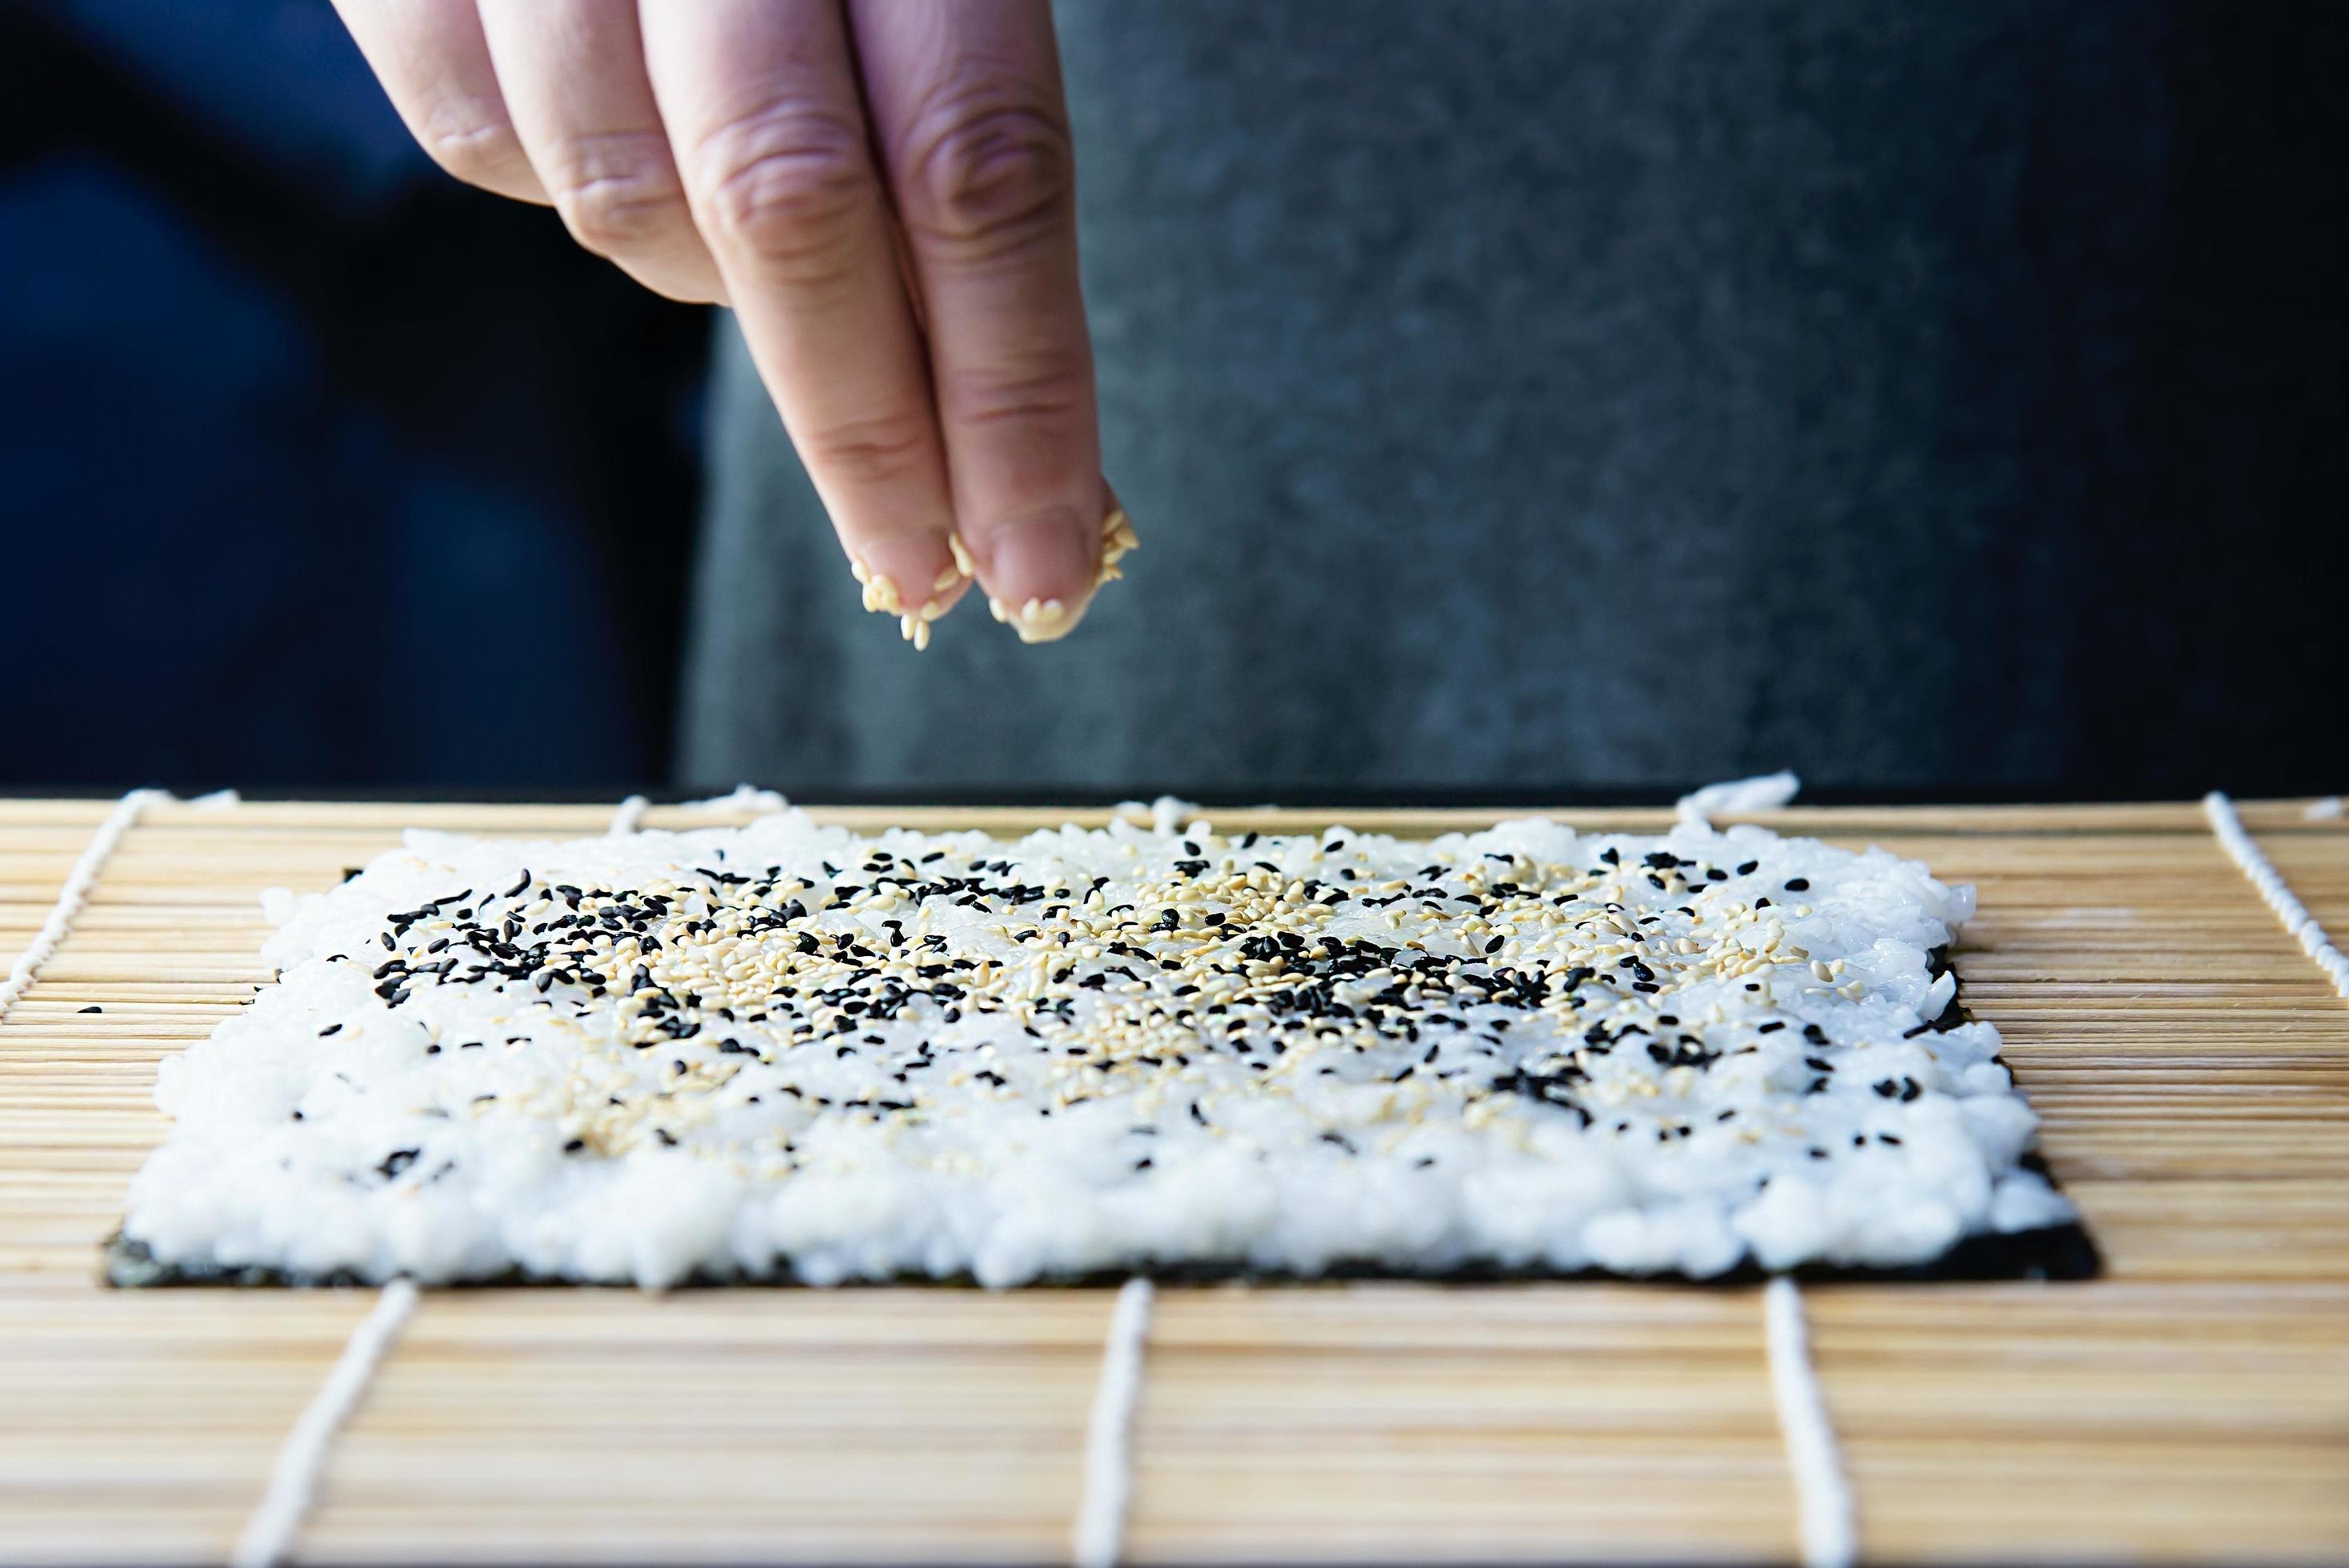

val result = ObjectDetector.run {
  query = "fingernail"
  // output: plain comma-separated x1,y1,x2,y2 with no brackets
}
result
982,509,1096,627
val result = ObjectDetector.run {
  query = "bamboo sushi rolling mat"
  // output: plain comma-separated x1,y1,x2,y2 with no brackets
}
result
2,797,2346,1566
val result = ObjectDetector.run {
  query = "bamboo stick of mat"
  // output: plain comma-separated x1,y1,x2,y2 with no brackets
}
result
0,799,2344,1565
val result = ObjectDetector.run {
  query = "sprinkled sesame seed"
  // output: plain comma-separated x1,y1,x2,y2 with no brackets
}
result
179,805,2019,1286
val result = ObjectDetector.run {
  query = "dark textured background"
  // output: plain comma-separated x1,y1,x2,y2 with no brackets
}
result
2,1,706,793
3,2,2342,800
684,0,2348,800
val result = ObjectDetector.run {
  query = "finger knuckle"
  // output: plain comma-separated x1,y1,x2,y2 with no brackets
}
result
898,85,1073,254
943,354,1090,430
417,102,532,193
547,134,690,257
688,104,874,276
800,410,935,487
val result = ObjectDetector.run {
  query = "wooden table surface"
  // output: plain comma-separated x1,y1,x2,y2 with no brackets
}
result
1,797,2343,1564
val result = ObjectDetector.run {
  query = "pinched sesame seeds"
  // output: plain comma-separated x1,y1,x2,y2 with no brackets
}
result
857,549,970,651
965,505,1139,643
1095,505,1139,587
1010,597,1074,644
857,567,905,618
1102,506,1138,561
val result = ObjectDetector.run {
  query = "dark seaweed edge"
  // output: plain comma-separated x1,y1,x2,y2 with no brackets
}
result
102,1219,2099,1290
103,934,2101,1287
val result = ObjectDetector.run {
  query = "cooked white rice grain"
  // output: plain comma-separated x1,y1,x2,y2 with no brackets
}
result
119,810,2071,1287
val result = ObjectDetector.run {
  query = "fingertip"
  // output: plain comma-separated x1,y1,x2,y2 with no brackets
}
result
971,506,1099,637
847,535,960,618
845,490,1133,650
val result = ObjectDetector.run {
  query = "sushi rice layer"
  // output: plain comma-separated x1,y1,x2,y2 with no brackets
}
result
119,810,2073,1287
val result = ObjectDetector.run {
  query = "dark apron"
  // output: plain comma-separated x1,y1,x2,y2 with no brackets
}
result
678,0,2339,798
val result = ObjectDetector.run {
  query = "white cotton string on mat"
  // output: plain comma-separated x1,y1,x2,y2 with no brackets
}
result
1671,777,1848,1567
1763,1277,1857,1568
2204,792,2349,998
678,783,789,816
233,786,422,1568
1070,1277,1155,1568
235,785,756,1567
1687,769,1854,1564
606,794,650,836
1675,770,1801,831
0,787,164,1020
230,1278,420,1568
618,787,798,837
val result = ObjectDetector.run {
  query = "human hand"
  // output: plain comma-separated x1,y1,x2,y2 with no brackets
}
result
334,0,1134,645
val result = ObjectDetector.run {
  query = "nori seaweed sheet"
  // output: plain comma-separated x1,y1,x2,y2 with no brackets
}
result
102,946,2101,1288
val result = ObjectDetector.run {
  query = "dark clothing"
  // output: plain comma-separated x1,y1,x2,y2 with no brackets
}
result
680,0,2347,798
